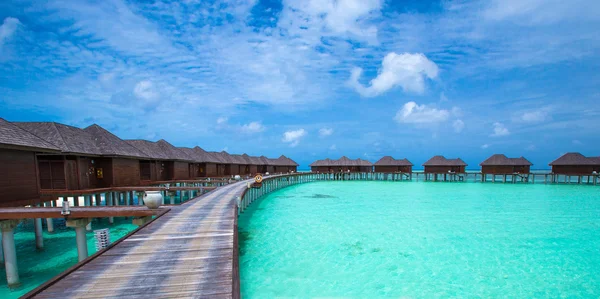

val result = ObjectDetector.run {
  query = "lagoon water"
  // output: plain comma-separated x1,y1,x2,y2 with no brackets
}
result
0,218,136,298
239,181,600,298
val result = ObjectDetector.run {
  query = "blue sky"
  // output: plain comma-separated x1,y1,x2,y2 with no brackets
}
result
1,0,599,169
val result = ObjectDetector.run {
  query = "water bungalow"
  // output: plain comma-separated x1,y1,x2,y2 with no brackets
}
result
155,139,194,180
272,155,299,173
126,139,173,182
0,118,60,206
480,154,532,174
423,155,467,173
230,154,249,176
15,122,105,190
309,158,331,173
259,155,275,173
549,152,600,174
193,147,220,177
212,151,234,176
374,156,413,173
177,147,206,179
242,154,260,175
81,124,149,187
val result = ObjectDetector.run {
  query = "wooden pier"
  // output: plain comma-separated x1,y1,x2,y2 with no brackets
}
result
25,179,249,298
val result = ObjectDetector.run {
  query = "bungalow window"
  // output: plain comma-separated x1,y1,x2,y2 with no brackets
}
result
38,160,66,190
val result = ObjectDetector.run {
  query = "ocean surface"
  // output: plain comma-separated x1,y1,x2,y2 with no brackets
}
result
0,217,137,298
239,181,600,298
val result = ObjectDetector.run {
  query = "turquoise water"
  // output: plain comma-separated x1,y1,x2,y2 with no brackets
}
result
0,217,137,298
239,181,600,298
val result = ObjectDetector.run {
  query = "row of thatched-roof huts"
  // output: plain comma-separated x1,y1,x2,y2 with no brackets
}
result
0,118,297,206
310,153,600,174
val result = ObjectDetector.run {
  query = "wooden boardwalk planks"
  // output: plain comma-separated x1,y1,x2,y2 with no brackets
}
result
29,181,246,299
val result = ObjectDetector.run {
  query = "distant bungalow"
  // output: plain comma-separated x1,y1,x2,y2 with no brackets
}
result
549,152,600,174
373,156,413,173
423,155,467,173
309,156,372,172
126,139,192,182
480,154,532,174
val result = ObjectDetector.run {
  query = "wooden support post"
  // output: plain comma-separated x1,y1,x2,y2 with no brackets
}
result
84,196,92,231
1,220,21,288
34,216,43,250
66,218,91,262
107,193,114,224
44,201,54,233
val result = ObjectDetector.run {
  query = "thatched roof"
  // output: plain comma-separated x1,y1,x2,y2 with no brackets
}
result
374,156,413,166
156,139,193,161
193,146,220,163
270,155,299,166
230,154,249,165
210,151,234,164
259,156,274,165
309,159,324,167
549,152,600,166
0,118,60,152
242,154,262,165
284,155,299,166
480,154,533,166
178,147,205,162
84,124,148,158
14,122,101,155
126,140,170,160
423,155,467,166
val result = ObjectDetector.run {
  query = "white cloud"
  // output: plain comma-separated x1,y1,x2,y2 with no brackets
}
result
329,144,337,150
319,127,334,137
133,80,159,101
349,52,439,97
216,117,228,125
282,0,382,40
526,144,536,151
240,121,265,134
481,144,490,149
519,108,550,123
453,119,465,133
572,139,583,145
0,17,21,48
394,101,450,124
282,129,307,147
491,122,510,137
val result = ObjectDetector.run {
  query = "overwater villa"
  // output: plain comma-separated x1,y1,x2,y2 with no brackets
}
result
480,154,533,174
15,122,107,190
272,155,299,173
126,139,180,182
423,155,467,173
0,118,61,207
374,156,413,173
549,152,600,174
